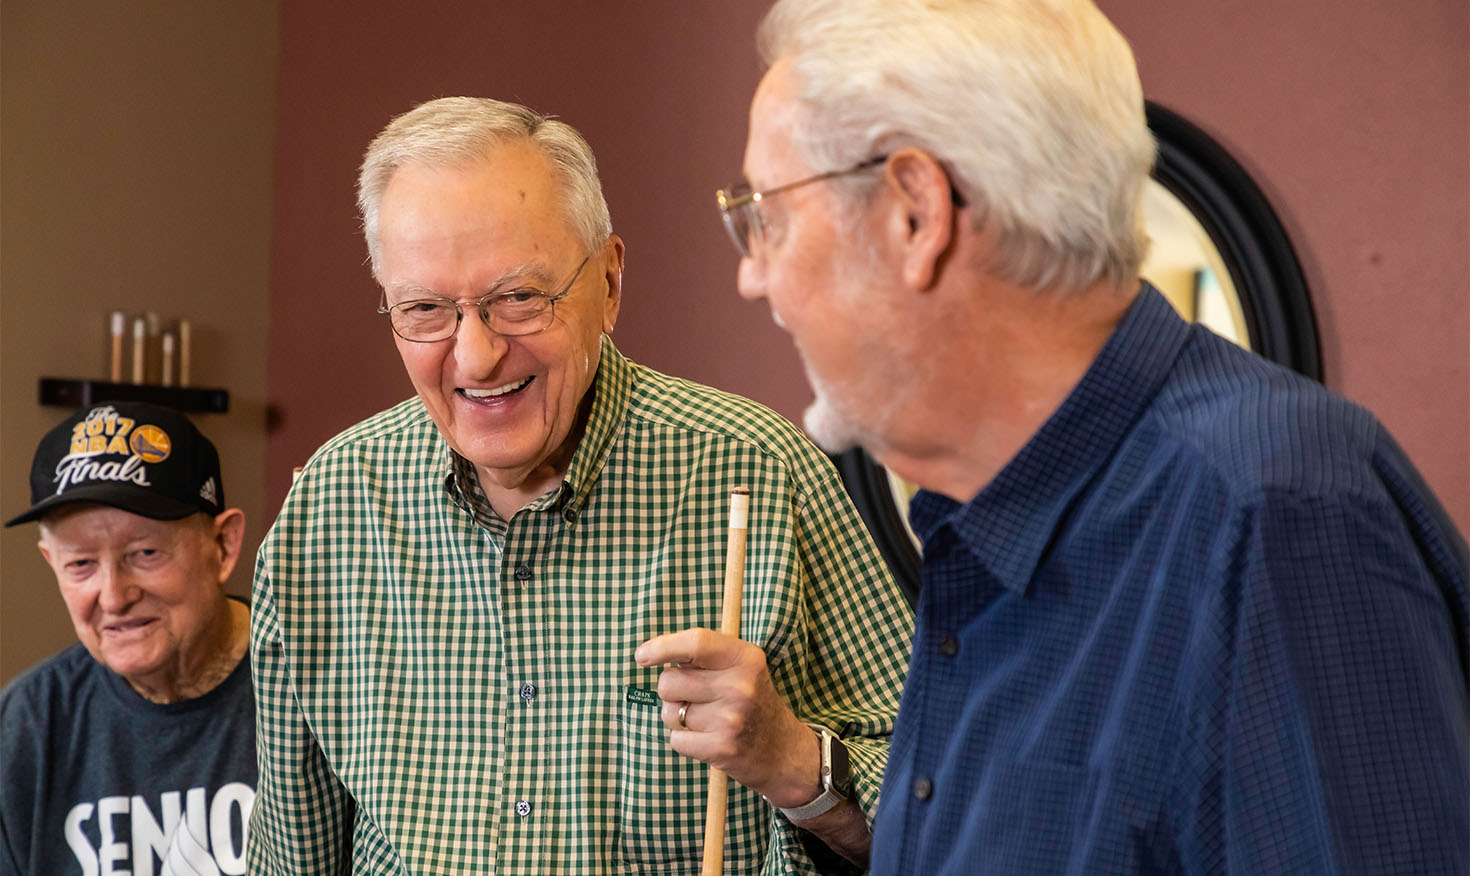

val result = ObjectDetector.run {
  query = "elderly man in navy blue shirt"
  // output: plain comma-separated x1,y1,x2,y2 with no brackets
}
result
717,0,1469,872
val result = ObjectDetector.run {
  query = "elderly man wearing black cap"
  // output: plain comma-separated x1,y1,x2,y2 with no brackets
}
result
0,401,256,876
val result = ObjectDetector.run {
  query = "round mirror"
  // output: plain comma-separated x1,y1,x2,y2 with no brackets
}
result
833,101,1322,605
1140,177,1249,349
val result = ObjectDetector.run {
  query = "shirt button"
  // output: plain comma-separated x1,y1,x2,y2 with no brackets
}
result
515,800,532,818
939,635,959,658
519,682,537,702
514,564,532,582
562,506,578,524
913,777,933,801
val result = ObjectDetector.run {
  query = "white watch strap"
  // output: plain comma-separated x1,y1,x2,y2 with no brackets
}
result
776,724,848,821
778,786,845,821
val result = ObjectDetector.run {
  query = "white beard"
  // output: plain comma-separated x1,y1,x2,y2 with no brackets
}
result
802,390,864,454
799,352,884,456
789,213,896,455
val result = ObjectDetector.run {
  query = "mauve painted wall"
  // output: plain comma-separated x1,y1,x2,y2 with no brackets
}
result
266,1,1468,532
1098,0,1469,531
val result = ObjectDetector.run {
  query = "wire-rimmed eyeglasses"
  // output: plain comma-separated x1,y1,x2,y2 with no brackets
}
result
378,256,591,343
715,155,888,259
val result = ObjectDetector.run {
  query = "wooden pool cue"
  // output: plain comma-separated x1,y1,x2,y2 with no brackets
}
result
702,486,750,876
109,311,125,382
130,316,146,384
178,319,192,387
161,330,176,387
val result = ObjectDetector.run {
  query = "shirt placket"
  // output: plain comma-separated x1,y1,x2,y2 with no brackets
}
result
903,524,1004,864
497,507,553,867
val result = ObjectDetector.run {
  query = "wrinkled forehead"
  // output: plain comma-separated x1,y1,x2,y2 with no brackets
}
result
384,139,563,209
39,503,208,543
743,60,813,187
377,146,581,271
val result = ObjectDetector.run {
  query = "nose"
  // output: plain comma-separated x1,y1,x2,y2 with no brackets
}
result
736,255,765,302
452,309,510,377
97,567,141,613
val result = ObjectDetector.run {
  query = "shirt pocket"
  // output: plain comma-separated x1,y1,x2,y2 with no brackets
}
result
614,696,706,865
955,754,1164,873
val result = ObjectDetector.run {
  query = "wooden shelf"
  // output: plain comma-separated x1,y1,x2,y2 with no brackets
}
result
38,378,229,414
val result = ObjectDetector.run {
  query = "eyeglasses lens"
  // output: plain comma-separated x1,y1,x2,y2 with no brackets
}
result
393,303,457,342
489,297,554,334
721,209,751,260
390,297,555,342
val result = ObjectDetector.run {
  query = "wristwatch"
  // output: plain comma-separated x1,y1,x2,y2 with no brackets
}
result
778,724,853,821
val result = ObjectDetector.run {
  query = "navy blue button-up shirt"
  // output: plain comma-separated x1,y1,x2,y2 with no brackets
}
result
870,286,1469,875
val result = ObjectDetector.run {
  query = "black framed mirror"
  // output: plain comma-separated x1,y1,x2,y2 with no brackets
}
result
1146,102,1320,380
834,101,1322,606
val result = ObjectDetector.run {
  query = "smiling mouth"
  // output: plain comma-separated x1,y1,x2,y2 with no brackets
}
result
103,617,157,636
460,377,533,400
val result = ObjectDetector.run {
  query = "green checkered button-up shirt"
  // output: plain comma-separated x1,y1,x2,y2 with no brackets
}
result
248,340,913,874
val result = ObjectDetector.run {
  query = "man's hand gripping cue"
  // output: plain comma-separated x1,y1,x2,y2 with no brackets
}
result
636,628,872,865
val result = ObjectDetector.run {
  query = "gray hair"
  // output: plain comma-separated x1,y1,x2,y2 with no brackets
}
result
758,0,1155,293
357,97,612,279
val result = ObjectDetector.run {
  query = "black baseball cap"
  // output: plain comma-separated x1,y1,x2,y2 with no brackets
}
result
5,401,225,527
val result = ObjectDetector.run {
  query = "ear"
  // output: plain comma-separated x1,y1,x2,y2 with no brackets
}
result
884,148,959,291
211,509,247,584
37,537,53,567
600,234,626,335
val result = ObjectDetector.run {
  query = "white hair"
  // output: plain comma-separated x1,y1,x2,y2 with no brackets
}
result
357,97,612,279
758,0,1155,293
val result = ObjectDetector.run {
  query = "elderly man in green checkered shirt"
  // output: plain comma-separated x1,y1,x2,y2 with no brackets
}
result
247,96,913,874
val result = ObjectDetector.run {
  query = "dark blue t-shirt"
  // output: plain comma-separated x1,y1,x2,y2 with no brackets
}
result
0,630,256,876
870,286,1470,874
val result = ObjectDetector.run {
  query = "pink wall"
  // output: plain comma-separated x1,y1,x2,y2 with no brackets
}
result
267,1,1468,532
1098,0,1469,530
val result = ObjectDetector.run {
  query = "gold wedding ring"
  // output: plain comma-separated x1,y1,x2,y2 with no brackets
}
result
677,701,690,730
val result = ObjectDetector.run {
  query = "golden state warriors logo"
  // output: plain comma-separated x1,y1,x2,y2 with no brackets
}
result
129,425,172,463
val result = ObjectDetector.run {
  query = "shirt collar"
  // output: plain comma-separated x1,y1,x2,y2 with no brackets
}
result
558,335,635,514
443,334,635,521
917,284,1193,594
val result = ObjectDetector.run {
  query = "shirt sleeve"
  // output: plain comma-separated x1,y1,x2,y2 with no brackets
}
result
1175,487,1470,875
0,682,29,876
247,557,355,875
767,454,915,872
